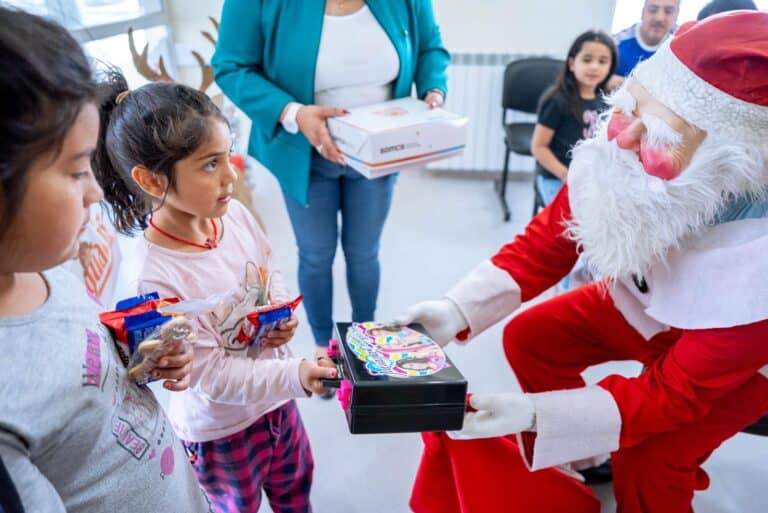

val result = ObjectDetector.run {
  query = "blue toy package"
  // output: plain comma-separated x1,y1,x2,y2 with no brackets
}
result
251,306,292,345
99,292,180,366
245,295,303,349
124,310,172,354
115,291,160,311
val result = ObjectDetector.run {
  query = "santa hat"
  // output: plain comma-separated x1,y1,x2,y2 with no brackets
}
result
631,10,768,145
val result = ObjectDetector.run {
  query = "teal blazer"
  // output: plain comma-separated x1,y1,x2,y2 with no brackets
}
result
212,0,450,204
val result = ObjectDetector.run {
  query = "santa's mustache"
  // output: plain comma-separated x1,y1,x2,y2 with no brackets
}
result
565,129,767,281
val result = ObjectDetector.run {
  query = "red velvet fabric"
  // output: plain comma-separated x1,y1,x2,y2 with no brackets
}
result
671,11,768,106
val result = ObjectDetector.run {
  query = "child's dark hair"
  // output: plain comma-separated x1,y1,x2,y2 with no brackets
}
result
0,7,97,237
93,68,228,234
541,30,617,121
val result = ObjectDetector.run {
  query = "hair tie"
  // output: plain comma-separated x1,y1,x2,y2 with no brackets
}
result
115,90,130,105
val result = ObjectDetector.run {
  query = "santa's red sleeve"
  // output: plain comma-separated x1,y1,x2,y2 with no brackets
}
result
518,319,768,470
445,186,580,340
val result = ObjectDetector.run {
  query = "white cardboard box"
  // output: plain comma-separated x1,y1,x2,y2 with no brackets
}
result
327,97,468,179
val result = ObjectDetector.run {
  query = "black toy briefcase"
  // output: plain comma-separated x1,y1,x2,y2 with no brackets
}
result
324,322,468,434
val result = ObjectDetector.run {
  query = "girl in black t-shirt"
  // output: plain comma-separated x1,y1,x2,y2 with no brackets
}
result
531,30,617,205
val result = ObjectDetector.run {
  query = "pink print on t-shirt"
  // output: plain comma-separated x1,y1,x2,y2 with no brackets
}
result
583,109,600,139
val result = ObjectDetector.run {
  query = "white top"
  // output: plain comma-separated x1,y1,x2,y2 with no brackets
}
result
314,5,400,109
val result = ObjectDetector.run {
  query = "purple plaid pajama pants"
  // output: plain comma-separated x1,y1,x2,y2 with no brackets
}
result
183,401,314,513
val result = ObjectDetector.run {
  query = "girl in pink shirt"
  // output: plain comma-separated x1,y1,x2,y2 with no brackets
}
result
93,69,337,513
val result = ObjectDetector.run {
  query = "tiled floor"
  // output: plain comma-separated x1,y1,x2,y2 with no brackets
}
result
133,166,767,513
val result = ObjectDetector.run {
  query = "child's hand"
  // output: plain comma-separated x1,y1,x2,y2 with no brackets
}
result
153,344,194,392
264,314,298,348
316,356,336,370
299,359,338,395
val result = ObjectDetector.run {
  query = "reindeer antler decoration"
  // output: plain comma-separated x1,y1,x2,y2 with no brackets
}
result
128,16,218,93
128,27,174,83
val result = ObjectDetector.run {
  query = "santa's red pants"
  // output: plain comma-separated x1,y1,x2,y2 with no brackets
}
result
410,282,768,513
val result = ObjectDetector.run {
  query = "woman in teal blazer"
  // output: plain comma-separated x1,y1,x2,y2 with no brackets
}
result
213,0,449,370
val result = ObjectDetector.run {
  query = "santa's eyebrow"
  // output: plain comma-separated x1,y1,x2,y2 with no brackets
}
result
607,89,636,113
641,113,683,146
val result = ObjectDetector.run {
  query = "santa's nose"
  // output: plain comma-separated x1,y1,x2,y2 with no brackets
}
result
614,118,645,152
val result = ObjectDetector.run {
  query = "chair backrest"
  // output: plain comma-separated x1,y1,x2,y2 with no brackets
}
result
502,57,564,115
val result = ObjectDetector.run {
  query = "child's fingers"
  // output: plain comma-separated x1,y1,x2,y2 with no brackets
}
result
278,317,298,330
163,374,190,392
316,356,336,369
308,374,335,394
155,349,193,370
152,360,191,382
311,365,337,380
266,329,295,341
308,382,328,395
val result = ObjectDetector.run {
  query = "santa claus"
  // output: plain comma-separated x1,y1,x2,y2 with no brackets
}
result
397,11,768,513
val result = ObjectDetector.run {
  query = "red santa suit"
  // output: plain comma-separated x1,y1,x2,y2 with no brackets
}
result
410,12,768,513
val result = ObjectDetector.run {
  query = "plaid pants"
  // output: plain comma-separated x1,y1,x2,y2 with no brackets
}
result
184,401,313,513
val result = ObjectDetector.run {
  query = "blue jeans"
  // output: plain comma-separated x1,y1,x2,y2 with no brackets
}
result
536,174,564,206
283,154,396,345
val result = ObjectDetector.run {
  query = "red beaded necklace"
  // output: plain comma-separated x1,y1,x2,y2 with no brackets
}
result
148,217,219,250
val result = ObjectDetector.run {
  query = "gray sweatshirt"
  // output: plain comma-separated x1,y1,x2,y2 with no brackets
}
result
0,267,212,513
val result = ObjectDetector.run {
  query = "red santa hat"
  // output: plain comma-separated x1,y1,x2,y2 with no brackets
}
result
631,10,768,145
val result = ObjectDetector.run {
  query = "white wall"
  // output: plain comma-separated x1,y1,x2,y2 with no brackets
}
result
432,0,616,55
166,0,618,71
165,0,224,86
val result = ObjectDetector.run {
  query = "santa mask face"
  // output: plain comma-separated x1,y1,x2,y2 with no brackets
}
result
606,81,706,180
608,110,679,180
566,80,766,280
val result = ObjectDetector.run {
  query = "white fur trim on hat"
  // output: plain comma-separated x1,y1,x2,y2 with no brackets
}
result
631,41,768,145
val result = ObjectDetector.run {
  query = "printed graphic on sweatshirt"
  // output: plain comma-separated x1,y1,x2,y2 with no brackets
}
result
82,328,107,388
112,379,162,460
82,326,175,472
210,261,270,356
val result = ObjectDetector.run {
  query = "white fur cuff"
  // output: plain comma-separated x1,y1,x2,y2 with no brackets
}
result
520,386,621,471
444,260,521,340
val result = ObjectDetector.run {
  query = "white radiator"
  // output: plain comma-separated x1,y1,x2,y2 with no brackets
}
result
429,52,547,173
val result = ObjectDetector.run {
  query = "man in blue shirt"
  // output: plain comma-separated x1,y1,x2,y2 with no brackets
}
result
611,0,679,87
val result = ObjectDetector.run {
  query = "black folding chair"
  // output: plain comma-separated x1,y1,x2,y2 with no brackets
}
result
497,57,562,221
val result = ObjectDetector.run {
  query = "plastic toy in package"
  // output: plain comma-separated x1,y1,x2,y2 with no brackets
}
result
127,316,195,385
99,292,180,366
101,292,232,385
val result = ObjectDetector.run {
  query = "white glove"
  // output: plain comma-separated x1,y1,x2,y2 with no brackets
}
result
393,298,468,347
448,392,535,440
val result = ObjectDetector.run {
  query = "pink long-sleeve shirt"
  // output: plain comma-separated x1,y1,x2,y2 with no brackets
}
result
135,200,307,442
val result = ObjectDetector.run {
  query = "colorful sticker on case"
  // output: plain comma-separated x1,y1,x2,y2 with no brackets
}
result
346,322,450,378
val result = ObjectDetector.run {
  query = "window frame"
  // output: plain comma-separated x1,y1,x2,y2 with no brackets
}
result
55,0,171,44
6,0,172,43
7,0,179,84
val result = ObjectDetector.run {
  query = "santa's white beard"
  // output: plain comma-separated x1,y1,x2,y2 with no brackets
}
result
566,128,767,281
